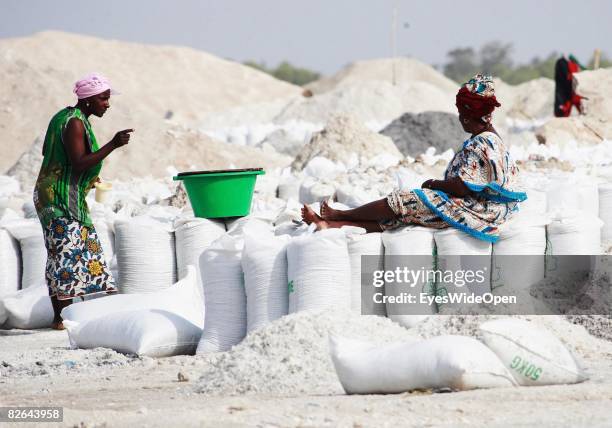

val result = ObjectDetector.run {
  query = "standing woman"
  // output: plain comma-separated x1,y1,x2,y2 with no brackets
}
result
34,73,133,329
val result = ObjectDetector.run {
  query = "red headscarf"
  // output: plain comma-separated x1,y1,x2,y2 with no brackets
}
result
455,74,501,120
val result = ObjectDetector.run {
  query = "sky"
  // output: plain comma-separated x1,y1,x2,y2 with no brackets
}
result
1,0,610,75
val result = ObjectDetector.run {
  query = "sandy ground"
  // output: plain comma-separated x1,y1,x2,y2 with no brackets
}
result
1,329,612,428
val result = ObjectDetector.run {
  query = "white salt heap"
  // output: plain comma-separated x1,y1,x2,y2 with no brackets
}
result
291,114,402,171
0,330,151,378
8,126,291,187
274,80,455,125
305,57,458,95
194,311,612,396
194,310,419,395
495,77,554,121
534,69,612,146
0,31,301,174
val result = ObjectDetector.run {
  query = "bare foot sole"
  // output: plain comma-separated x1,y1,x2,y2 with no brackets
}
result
51,321,65,330
320,200,345,221
301,204,329,230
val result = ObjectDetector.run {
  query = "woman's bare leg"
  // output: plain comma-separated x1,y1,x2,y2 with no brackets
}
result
50,296,72,330
302,205,383,232
321,198,395,222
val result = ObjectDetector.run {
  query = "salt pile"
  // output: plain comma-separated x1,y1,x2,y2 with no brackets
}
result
0,330,151,378
0,31,301,173
274,80,455,125
380,112,467,157
576,68,612,120
194,310,418,395
305,57,458,95
8,126,291,187
193,311,611,396
566,315,612,342
413,315,610,358
495,77,555,120
535,117,604,146
6,137,44,191
291,114,402,171
534,69,612,146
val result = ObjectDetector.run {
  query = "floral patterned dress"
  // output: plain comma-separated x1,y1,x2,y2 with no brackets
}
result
382,132,527,242
43,218,115,300
34,107,116,300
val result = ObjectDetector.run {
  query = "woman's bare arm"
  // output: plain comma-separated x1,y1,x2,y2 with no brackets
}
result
421,176,472,198
63,118,132,174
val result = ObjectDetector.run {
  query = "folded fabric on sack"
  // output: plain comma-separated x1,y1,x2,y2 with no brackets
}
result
65,309,202,357
330,334,516,394
61,265,203,329
479,318,588,386
1,282,54,329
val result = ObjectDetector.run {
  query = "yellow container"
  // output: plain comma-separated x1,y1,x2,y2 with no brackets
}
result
95,181,112,204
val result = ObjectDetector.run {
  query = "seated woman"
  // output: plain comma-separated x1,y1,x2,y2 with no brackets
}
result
301,74,527,243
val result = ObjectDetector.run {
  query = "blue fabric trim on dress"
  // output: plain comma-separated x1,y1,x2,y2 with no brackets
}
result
463,181,528,202
413,188,499,243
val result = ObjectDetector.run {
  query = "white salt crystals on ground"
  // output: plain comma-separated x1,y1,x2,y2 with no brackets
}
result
194,310,419,396
193,312,612,397
0,330,151,378
413,315,611,359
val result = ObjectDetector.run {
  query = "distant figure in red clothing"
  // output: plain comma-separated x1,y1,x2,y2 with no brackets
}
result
554,54,586,117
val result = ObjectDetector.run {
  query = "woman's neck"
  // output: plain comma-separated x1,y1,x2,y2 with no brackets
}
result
472,125,497,138
74,102,91,118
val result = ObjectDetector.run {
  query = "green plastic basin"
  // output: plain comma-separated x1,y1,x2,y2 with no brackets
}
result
173,168,265,218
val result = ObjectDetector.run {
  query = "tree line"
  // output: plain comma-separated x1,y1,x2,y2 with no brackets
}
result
244,43,610,86
443,42,610,85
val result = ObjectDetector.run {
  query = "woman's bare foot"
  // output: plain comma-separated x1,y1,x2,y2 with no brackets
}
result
51,321,65,330
301,204,329,230
320,200,345,221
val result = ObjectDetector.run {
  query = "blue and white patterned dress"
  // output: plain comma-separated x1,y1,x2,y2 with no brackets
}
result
383,132,527,242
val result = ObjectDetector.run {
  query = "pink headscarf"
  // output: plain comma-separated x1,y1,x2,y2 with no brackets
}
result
73,73,115,99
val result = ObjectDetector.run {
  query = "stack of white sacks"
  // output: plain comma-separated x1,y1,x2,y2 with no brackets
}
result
546,178,604,282
61,209,590,393
491,188,548,312
1,177,611,360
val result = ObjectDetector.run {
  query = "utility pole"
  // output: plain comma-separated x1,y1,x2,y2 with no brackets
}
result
391,0,398,85
594,48,601,69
